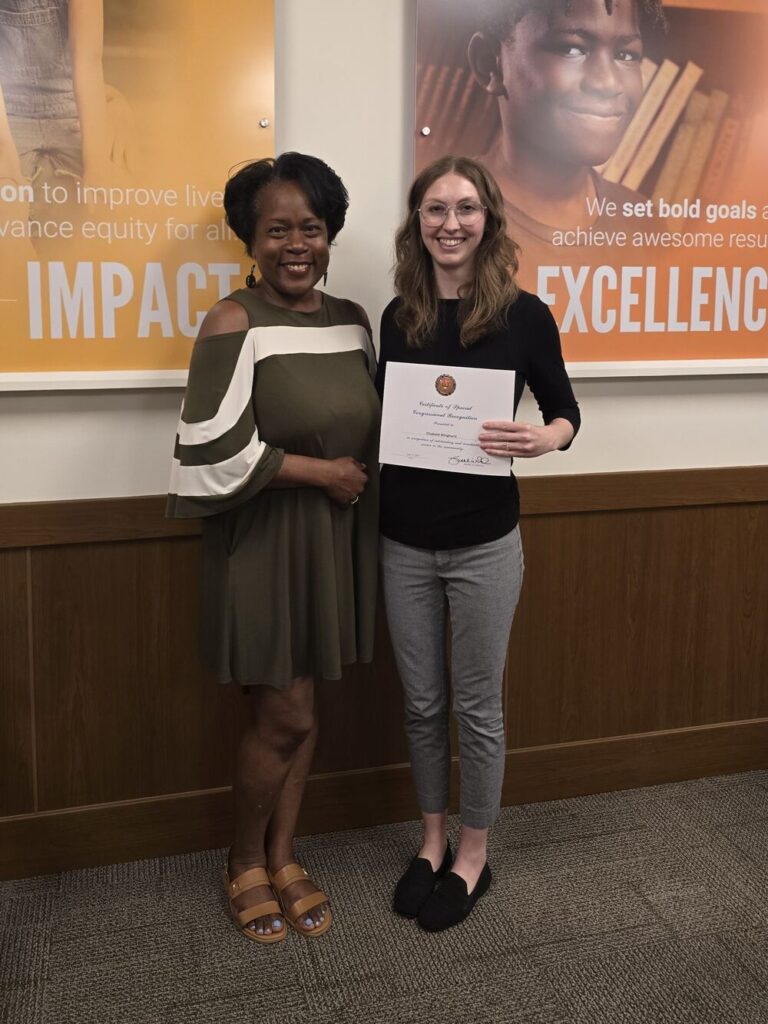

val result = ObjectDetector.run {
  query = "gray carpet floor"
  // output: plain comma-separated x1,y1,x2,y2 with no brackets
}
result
3,771,768,1024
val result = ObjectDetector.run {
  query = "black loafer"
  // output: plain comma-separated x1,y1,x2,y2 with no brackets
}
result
417,862,492,932
392,843,453,918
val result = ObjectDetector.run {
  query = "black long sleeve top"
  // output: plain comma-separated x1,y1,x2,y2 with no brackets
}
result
375,291,580,550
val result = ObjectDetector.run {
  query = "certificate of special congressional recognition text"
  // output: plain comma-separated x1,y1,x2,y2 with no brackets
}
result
379,362,516,476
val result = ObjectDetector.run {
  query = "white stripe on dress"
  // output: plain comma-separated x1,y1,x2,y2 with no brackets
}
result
178,323,371,447
169,433,267,497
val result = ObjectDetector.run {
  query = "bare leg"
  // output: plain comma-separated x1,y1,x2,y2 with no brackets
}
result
265,714,329,930
228,675,315,937
452,824,488,893
418,810,449,870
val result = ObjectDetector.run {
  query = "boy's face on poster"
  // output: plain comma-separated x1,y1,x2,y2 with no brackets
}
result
494,0,644,168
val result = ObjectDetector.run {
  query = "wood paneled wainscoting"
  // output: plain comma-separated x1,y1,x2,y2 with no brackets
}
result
2,467,767,879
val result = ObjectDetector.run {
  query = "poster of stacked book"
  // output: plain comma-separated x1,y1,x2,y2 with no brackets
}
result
416,0,768,371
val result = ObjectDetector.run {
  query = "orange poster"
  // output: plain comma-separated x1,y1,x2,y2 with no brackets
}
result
0,0,274,385
416,0,768,369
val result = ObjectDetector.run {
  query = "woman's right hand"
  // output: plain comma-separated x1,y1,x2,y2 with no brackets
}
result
323,457,367,505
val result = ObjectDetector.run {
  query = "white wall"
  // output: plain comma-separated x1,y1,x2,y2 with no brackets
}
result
2,0,766,504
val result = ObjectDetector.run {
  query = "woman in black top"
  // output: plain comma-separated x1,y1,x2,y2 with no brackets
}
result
377,155,579,931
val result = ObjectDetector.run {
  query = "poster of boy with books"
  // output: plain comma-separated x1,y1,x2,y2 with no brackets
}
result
466,0,664,270
416,0,768,366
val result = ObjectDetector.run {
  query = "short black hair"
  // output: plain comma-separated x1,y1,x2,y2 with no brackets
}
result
224,152,349,254
480,0,666,40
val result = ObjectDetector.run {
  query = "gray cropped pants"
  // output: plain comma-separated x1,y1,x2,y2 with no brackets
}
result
379,527,524,829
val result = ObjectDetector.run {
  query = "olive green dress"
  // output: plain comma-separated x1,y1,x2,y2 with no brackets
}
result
168,288,380,689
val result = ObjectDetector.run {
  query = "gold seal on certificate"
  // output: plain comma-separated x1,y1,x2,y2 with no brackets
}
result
379,361,516,476
435,373,456,396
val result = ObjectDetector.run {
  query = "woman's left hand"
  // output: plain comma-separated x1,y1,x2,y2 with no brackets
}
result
479,419,571,459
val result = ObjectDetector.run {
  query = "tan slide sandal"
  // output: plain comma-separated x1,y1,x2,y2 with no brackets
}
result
223,865,286,944
268,862,333,938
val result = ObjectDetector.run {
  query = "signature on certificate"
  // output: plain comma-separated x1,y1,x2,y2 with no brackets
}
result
449,455,491,466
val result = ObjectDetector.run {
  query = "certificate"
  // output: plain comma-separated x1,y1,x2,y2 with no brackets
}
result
379,362,516,476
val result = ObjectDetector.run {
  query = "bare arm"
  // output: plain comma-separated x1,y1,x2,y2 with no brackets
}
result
268,451,366,503
0,84,23,184
479,416,574,458
68,0,112,183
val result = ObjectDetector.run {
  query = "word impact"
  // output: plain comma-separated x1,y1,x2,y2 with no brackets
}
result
26,261,241,339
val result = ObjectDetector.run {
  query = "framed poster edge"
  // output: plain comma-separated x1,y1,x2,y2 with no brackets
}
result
0,371,188,393
566,360,768,380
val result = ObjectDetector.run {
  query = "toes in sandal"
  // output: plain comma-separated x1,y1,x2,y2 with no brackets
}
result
268,862,332,938
223,865,285,944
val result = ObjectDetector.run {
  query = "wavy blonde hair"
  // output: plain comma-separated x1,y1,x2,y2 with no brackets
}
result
394,156,520,347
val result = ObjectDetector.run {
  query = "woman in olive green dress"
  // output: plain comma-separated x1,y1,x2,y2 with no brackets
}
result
168,153,379,943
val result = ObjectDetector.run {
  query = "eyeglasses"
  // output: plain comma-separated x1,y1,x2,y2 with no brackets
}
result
417,201,487,227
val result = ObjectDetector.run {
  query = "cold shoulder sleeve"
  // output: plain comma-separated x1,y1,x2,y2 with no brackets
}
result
166,328,284,518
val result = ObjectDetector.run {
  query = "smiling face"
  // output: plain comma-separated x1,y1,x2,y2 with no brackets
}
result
419,172,487,290
497,0,644,168
250,181,330,308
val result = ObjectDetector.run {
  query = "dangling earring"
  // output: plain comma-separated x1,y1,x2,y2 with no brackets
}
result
323,270,328,287
245,263,256,289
